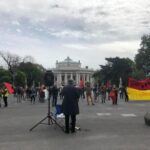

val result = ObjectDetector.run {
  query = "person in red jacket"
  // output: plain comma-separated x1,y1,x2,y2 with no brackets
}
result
109,86,118,105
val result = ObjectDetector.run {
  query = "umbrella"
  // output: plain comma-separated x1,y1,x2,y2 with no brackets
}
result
4,82,14,94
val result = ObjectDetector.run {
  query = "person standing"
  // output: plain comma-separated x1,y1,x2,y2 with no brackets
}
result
0,89,2,108
39,87,45,102
100,85,106,103
109,86,118,105
30,88,36,104
52,85,59,107
93,85,98,102
123,87,129,102
85,82,95,105
119,87,124,99
2,87,9,107
62,79,80,134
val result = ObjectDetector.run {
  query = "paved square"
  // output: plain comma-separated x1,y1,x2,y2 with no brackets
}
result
0,96,150,150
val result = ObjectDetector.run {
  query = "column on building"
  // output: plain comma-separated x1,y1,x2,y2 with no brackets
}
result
90,74,94,87
56,73,59,87
76,73,78,85
60,73,62,85
89,74,93,83
78,73,80,85
70,72,73,79
57,73,62,87
83,74,86,85
65,73,67,85
87,74,90,82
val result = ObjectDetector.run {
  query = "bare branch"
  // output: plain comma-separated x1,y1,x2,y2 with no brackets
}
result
0,50,22,74
23,55,35,63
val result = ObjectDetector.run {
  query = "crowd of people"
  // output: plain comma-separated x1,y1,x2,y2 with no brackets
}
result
0,81,128,108
0,80,129,134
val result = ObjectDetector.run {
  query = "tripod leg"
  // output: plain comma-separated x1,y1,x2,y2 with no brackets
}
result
50,116,64,130
29,116,48,131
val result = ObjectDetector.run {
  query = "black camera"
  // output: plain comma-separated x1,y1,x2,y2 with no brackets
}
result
44,70,54,87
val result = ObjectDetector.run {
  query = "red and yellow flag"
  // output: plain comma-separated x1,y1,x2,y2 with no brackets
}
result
127,77,150,100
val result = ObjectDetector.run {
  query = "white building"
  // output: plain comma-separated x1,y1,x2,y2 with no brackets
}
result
52,57,94,87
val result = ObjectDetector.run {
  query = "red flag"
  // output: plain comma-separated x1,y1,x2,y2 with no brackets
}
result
4,82,14,94
106,80,111,88
79,80,84,88
128,77,150,90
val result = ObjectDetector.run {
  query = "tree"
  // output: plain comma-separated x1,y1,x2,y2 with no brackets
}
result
15,71,26,87
22,55,35,63
98,57,134,86
92,70,102,85
18,62,45,87
131,63,145,79
0,68,11,87
0,51,42,87
135,34,150,74
0,51,21,86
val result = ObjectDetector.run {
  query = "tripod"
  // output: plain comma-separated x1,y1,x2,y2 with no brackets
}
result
29,87,64,131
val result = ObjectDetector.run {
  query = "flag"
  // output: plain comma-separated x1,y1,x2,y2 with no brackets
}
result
127,87,150,101
128,77,150,90
79,80,84,88
127,77,150,100
106,80,111,88
4,82,14,94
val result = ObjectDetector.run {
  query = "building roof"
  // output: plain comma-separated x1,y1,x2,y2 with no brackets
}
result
64,57,73,63
53,57,94,72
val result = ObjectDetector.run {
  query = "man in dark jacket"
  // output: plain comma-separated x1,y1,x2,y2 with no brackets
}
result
62,79,80,134
52,85,59,107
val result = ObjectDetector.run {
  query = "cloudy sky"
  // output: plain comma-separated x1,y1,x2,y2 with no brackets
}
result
0,0,150,69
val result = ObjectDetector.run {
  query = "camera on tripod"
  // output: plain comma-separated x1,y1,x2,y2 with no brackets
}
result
29,70,64,131
44,70,54,87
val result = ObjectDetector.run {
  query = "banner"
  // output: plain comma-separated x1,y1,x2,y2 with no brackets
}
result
128,77,150,90
127,87,150,101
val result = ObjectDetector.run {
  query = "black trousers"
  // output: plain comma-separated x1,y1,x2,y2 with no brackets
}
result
52,95,57,107
65,115,76,133
3,96,8,107
31,96,35,103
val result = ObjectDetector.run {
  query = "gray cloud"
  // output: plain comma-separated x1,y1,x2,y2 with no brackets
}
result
0,0,150,69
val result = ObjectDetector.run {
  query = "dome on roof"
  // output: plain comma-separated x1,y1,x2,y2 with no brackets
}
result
64,57,73,62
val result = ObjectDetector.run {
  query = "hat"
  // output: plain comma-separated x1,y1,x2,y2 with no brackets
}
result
68,79,74,85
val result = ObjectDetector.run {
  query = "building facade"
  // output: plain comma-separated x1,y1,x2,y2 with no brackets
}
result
52,57,94,87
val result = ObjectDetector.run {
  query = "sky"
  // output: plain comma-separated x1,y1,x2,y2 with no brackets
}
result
0,0,150,70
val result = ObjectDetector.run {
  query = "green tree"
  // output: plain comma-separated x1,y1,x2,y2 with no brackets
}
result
99,57,134,86
135,34,150,74
0,68,11,87
15,71,26,87
0,51,21,86
18,62,45,87
92,70,102,85
131,63,145,79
